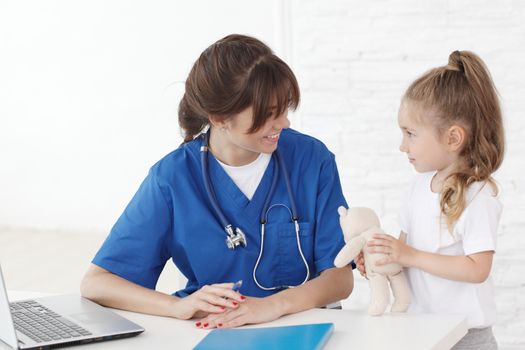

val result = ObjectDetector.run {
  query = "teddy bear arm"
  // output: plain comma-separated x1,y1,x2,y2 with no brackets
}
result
334,236,366,267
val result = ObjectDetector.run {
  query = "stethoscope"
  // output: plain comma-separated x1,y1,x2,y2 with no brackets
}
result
200,130,310,290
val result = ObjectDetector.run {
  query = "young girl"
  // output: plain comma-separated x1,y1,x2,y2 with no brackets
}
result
367,51,504,349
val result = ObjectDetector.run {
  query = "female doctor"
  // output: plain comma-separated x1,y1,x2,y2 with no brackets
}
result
80,34,354,329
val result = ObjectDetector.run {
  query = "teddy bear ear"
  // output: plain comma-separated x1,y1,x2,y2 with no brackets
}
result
337,206,347,216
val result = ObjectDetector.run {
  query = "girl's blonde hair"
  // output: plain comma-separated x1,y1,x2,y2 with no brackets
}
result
404,51,505,232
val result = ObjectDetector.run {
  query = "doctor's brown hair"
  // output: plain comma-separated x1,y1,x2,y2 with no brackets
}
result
404,50,505,232
178,34,300,143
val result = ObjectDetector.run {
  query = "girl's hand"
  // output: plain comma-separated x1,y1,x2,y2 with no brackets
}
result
367,233,415,267
195,296,282,329
355,251,367,279
173,283,246,320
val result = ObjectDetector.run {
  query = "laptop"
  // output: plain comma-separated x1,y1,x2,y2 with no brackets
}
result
0,264,144,349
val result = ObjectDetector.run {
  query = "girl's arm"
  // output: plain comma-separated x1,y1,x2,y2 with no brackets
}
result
197,266,354,329
369,232,494,283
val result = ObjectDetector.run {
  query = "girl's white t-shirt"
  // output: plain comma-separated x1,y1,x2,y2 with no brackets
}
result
217,153,271,200
399,171,502,329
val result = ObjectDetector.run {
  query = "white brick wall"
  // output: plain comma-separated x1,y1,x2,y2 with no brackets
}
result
290,1,525,348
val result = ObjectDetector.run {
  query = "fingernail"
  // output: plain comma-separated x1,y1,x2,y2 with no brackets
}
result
232,301,238,306
203,323,209,328
217,323,223,327
195,322,201,327
220,306,225,310
240,295,246,300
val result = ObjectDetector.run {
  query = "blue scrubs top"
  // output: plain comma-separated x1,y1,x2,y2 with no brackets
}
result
92,128,348,298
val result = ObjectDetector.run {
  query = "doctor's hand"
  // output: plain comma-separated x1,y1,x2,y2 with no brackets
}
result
172,283,246,320
368,233,415,267
196,296,282,329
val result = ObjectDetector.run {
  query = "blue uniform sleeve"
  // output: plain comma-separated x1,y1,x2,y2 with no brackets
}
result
92,168,173,289
313,154,352,274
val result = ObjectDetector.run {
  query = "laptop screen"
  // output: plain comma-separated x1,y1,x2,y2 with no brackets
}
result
0,264,19,349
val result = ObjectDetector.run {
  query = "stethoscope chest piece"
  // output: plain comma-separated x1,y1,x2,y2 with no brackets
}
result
225,225,247,249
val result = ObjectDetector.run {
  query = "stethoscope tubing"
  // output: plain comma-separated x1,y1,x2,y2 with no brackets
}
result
253,204,310,291
199,130,309,290
200,143,230,229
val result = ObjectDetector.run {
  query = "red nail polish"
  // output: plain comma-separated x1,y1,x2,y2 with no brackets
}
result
232,301,238,306
220,306,225,310
217,323,223,327
203,323,209,328
195,322,201,327
240,295,246,300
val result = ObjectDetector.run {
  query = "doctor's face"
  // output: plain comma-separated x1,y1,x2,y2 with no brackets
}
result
225,105,291,155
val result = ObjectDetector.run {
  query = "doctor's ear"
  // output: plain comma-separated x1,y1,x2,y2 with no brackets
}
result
208,115,229,131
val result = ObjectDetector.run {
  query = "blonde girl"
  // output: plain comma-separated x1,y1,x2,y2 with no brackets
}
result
367,51,504,349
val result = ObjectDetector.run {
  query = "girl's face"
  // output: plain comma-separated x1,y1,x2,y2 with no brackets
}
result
397,100,456,173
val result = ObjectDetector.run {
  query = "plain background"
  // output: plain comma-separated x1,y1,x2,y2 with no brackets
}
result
1,1,524,348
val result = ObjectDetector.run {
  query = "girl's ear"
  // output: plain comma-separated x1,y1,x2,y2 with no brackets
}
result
446,125,466,152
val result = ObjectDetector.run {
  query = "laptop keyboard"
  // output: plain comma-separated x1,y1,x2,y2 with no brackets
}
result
10,300,92,344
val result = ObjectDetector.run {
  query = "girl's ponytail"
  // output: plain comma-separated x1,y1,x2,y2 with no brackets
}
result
452,51,505,176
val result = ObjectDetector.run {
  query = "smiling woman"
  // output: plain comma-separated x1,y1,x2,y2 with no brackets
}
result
80,34,354,330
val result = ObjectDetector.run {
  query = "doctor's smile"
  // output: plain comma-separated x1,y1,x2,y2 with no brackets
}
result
263,132,281,143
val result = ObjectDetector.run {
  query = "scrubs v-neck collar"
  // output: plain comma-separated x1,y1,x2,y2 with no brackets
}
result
201,141,277,223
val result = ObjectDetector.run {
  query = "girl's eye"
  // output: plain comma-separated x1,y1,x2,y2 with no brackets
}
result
406,130,414,137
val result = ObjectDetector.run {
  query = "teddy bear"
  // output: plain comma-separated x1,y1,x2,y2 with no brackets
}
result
334,206,410,316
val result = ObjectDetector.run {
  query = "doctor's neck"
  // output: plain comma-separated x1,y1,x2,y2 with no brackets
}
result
208,126,261,167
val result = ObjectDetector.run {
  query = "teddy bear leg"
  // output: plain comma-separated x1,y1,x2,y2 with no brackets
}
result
389,270,411,313
368,274,389,316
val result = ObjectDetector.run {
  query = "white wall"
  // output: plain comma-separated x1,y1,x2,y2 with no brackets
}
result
2,1,524,348
0,0,288,233
290,1,525,348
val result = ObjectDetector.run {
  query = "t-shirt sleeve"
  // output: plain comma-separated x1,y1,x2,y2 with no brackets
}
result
92,168,173,289
458,192,502,255
313,154,351,273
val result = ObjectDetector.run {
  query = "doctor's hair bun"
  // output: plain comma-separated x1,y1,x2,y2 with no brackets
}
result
178,93,209,143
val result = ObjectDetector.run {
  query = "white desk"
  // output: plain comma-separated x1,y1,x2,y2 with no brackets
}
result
3,291,467,350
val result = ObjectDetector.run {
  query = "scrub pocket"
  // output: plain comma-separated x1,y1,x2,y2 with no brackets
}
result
262,221,314,288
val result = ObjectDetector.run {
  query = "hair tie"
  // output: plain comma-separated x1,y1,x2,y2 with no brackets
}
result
451,50,465,72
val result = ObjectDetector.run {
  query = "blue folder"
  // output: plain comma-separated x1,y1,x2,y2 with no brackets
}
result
193,323,334,350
